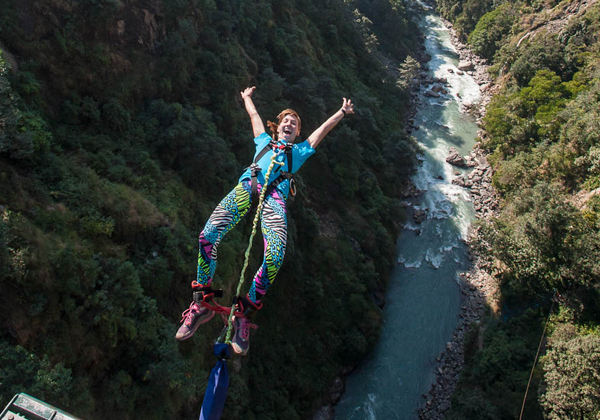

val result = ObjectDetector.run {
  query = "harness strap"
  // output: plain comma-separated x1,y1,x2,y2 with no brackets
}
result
250,139,295,202
266,171,295,198
282,145,295,196
249,163,261,203
251,140,275,201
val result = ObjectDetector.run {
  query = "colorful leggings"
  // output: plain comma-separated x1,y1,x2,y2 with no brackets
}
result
197,180,288,304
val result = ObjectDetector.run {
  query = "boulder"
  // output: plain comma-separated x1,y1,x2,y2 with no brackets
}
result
452,176,467,187
458,60,474,71
413,208,427,223
424,90,440,98
446,147,466,167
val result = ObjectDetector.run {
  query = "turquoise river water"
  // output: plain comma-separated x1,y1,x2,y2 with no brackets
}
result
334,2,482,419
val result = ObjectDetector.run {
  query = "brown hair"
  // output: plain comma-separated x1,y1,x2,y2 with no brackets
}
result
267,109,302,141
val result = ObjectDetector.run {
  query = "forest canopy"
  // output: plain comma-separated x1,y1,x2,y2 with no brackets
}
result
0,0,420,419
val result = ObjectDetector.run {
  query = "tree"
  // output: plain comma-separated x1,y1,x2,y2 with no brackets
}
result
541,327,600,419
396,55,420,89
510,33,568,87
481,182,600,293
468,3,516,61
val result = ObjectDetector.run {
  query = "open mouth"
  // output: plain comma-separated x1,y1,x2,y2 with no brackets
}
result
282,127,292,135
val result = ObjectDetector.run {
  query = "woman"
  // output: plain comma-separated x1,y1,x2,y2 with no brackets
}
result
176,86,354,355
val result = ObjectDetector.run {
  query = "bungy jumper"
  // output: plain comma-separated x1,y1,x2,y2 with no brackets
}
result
177,86,354,420
198,152,285,420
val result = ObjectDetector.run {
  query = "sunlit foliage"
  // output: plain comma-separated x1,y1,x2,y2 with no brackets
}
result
0,0,419,418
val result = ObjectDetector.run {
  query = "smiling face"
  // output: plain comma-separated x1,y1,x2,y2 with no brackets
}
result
276,111,301,143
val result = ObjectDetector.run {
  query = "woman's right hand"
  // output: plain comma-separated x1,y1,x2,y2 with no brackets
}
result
241,86,256,100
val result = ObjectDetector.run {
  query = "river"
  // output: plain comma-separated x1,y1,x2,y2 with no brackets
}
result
333,2,482,419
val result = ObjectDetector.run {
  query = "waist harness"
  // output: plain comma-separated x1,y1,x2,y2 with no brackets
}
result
248,139,296,203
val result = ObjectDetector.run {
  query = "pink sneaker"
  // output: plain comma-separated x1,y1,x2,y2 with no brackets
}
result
175,301,215,341
231,315,258,355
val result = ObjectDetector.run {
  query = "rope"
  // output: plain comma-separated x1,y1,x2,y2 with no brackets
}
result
518,293,557,420
224,152,285,345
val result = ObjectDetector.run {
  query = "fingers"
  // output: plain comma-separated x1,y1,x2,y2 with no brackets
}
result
342,97,355,114
241,86,256,98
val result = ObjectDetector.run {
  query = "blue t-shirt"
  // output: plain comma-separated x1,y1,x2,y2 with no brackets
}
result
239,132,315,197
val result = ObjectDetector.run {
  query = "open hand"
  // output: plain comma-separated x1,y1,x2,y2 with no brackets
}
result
342,98,355,114
241,86,256,100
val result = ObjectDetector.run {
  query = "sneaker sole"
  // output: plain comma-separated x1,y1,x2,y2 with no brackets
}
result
215,325,249,356
231,342,249,356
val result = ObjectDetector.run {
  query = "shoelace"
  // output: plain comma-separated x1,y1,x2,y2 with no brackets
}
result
237,318,258,340
180,302,200,325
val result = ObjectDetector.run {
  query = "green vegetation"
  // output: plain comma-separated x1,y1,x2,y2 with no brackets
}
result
436,0,495,42
447,309,548,420
540,320,600,420
0,0,420,418
436,0,562,44
468,3,516,62
438,0,600,418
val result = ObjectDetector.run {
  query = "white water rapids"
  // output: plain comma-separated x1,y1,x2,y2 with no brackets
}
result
334,2,481,419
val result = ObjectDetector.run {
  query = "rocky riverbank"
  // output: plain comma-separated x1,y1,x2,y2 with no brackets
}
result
417,150,500,420
417,16,501,420
314,6,502,420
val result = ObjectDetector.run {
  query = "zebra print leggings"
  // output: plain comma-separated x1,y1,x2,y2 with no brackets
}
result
196,179,288,304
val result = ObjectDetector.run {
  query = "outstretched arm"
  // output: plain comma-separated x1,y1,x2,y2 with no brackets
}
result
306,98,354,148
241,86,266,138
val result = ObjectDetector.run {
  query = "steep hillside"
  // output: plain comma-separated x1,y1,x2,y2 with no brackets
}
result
434,0,600,419
0,0,422,419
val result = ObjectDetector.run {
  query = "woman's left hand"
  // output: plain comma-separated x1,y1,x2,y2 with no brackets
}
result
341,98,355,115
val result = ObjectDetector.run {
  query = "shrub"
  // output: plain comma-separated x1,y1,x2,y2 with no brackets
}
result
510,34,567,87
541,327,600,419
468,4,516,61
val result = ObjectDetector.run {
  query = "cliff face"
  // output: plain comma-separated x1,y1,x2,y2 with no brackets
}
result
3,0,170,103
0,0,421,418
